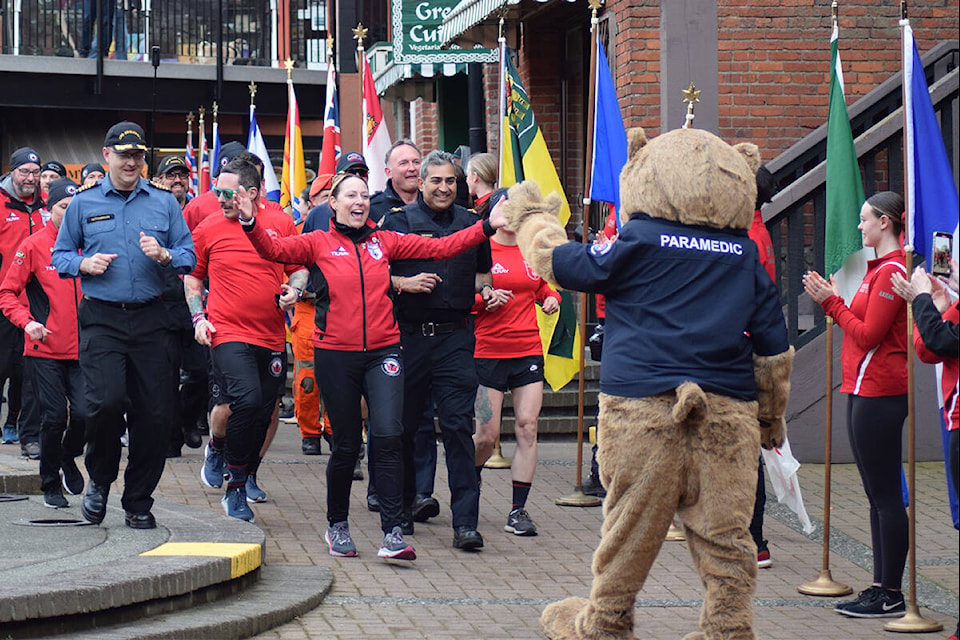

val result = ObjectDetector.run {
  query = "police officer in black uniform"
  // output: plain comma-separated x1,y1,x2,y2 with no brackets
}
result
381,150,499,550
52,122,196,529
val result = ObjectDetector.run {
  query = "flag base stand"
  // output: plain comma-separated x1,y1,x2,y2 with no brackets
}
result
884,606,943,633
665,524,685,541
484,443,512,469
556,487,602,507
797,570,852,597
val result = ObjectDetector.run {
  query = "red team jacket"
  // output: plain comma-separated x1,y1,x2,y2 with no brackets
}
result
244,216,492,352
0,222,83,360
822,250,908,397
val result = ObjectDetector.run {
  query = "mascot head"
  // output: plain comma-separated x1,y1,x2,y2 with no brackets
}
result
619,127,761,231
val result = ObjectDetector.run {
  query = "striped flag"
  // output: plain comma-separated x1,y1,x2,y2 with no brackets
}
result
824,20,868,305
281,75,307,216
198,126,211,193
320,60,341,177
184,127,197,198
210,119,221,176
247,105,282,203
361,54,391,194
499,44,579,391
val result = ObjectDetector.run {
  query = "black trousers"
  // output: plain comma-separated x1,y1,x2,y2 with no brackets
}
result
316,346,405,532
212,342,285,474
169,328,209,449
847,393,909,590
0,315,24,426
79,298,176,514
25,356,86,492
400,324,480,530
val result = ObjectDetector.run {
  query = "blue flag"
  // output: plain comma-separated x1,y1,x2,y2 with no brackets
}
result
589,39,628,230
210,120,221,176
903,23,959,266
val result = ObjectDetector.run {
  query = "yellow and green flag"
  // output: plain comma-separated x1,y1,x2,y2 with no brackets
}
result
500,49,579,391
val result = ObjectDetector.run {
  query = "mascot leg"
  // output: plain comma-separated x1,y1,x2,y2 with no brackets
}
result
677,396,760,640
541,394,683,640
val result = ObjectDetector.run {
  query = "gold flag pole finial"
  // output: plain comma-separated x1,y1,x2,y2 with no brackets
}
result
588,0,602,25
831,0,838,23
212,101,218,120
284,58,295,80
901,0,907,20
186,112,194,132
197,106,205,121
353,23,368,51
248,81,257,107
327,36,334,55
681,82,700,129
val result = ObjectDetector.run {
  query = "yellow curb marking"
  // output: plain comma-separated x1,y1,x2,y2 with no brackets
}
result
140,543,262,578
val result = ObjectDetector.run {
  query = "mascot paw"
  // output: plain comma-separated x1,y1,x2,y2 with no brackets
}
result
541,597,589,640
759,416,787,450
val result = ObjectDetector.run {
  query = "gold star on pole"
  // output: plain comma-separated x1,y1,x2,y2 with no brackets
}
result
588,0,603,11
186,112,194,125
327,36,334,54
248,82,258,107
681,82,701,105
353,23,368,49
212,101,218,118
284,58,295,80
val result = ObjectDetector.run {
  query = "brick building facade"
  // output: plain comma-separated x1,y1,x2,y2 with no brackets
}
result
402,0,956,219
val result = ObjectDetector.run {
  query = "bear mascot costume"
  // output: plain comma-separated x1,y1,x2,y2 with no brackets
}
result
502,126,794,640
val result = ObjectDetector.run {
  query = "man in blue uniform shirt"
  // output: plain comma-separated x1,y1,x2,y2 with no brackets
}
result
52,121,196,529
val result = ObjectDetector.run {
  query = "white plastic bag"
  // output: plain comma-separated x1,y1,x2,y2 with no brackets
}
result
760,436,814,534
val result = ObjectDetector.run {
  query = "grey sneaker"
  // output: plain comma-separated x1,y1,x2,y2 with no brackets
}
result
21,441,40,460
377,526,416,560
504,508,538,536
44,489,69,509
325,521,358,557
245,474,268,503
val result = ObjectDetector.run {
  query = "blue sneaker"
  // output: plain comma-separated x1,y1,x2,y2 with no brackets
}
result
2,424,18,444
222,485,255,522
245,474,267,503
325,521,358,557
201,443,225,489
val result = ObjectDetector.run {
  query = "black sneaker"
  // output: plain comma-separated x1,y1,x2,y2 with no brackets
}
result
44,489,69,509
61,458,85,496
582,473,606,498
838,587,905,618
834,586,882,613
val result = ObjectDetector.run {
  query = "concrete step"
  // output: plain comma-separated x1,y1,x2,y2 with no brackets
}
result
46,565,332,640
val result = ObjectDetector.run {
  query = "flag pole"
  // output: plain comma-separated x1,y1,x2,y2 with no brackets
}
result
354,23,368,154
186,112,195,196
284,58,296,213
885,3,942,630
555,0,602,509
496,17,506,188
796,0,854,598
197,106,206,191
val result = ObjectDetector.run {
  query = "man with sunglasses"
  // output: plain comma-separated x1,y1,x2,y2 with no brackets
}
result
1,148,45,455
52,121,196,530
185,158,307,521
155,155,192,208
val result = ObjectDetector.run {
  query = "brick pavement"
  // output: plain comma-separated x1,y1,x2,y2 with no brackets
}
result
152,422,959,639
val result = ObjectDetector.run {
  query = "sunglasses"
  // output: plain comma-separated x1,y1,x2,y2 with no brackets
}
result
213,187,237,199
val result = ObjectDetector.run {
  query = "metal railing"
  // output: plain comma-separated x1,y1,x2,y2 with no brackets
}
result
763,40,959,348
1,0,331,68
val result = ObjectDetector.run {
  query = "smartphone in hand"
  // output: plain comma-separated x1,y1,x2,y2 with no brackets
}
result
931,231,953,276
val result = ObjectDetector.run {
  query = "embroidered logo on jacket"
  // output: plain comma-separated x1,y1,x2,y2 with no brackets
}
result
366,238,383,260
491,262,509,275
330,245,349,257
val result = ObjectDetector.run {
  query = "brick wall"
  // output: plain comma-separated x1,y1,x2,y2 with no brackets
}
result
604,0,958,159
413,98,439,154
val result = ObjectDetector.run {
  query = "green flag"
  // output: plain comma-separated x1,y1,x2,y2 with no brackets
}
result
825,22,868,303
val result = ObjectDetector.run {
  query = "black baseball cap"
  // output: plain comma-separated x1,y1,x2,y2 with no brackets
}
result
214,141,247,177
46,178,79,207
41,160,67,177
10,147,41,171
81,163,105,181
104,121,148,152
157,155,188,175
336,152,368,175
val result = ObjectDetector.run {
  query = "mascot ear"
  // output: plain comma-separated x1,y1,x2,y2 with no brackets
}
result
733,142,762,175
627,127,649,157
544,192,564,217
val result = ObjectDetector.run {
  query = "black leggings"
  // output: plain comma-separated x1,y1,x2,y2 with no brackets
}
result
315,346,404,533
847,394,908,590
